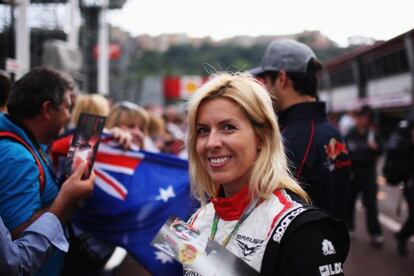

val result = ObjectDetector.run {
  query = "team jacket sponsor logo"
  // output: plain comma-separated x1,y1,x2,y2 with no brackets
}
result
324,138,348,159
234,235,264,257
319,262,343,276
324,138,351,171
322,239,336,256
272,207,306,243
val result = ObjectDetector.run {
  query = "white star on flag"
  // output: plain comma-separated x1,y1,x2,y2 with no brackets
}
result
155,250,174,264
155,185,176,202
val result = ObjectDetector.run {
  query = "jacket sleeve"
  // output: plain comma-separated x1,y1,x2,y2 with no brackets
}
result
276,220,348,275
261,210,350,276
0,213,68,275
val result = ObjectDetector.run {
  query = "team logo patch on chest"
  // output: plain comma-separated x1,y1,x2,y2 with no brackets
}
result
322,239,336,255
234,235,264,257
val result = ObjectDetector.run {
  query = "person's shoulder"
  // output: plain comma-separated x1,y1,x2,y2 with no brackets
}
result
288,208,348,236
262,206,349,275
282,120,314,148
315,120,343,138
271,189,307,205
283,119,312,132
268,192,348,247
283,206,349,255
0,143,40,185
0,139,36,162
0,138,40,188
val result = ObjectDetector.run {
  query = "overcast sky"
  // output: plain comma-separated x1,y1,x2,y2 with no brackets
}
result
108,0,413,46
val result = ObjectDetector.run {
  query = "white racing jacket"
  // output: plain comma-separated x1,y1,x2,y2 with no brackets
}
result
185,186,349,276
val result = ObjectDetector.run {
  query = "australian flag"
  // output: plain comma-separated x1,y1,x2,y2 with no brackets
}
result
72,141,196,275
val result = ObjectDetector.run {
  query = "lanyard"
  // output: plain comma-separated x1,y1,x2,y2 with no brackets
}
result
209,196,260,247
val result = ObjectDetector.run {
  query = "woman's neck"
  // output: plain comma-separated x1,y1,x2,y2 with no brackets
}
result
221,182,248,198
211,184,251,221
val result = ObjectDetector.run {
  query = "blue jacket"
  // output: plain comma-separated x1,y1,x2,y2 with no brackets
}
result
278,102,351,221
0,114,59,230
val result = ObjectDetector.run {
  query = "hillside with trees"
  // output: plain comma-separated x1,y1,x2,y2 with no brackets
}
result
127,30,357,77
108,29,366,102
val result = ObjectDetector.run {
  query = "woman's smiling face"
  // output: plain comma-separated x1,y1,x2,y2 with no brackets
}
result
195,97,260,196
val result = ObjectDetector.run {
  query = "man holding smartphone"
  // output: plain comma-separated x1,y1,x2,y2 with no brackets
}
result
0,67,74,275
0,163,95,275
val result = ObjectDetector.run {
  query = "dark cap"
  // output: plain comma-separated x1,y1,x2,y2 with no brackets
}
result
250,39,318,76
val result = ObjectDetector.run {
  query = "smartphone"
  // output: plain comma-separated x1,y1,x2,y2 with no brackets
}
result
64,113,106,180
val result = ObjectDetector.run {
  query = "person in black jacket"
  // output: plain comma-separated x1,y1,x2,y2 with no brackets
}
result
250,39,352,222
345,105,384,247
386,119,414,256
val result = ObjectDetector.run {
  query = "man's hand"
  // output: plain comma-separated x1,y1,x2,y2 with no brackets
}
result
61,163,95,204
49,163,96,223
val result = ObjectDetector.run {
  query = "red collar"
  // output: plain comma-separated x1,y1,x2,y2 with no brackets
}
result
211,185,252,221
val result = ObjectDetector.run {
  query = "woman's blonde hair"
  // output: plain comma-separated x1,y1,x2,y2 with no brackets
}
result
71,94,110,125
105,101,150,134
187,72,309,204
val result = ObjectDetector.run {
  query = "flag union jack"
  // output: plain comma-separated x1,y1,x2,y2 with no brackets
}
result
74,139,194,275
94,141,142,201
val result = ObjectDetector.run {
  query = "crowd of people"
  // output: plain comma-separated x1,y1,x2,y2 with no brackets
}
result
0,67,191,276
330,103,414,255
0,37,412,276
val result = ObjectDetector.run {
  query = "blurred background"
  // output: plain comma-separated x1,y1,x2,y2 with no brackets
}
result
1,1,414,275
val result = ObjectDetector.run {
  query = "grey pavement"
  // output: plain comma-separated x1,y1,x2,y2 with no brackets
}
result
344,181,414,276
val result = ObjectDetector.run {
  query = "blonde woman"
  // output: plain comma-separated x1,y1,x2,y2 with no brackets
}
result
106,101,159,152
185,72,349,275
70,94,110,129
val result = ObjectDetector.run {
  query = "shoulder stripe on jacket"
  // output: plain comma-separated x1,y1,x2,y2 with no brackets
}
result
268,190,294,237
296,119,315,178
